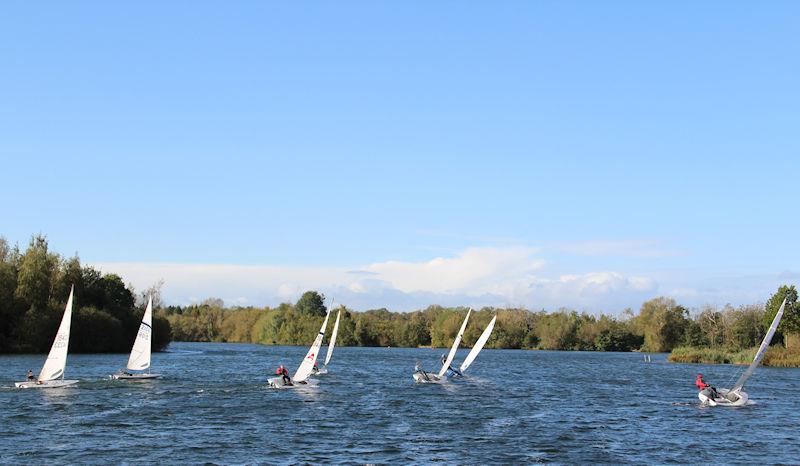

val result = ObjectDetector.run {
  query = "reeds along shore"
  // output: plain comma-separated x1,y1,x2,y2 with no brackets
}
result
668,345,800,367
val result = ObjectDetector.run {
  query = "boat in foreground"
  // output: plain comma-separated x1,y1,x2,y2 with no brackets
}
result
268,309,331,389
15,287,79,389
699,298,786,407
111,296,162,380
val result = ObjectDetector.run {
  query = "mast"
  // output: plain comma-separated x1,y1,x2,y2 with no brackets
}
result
731,298,786,392
437,308,472,378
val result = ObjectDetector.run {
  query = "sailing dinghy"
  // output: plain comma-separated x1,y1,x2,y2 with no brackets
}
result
268,310,331,388
315,308,342,375
413,309,497,383
15,286,79,389
699,298,786,407
112,296,161,380
455,314,497,376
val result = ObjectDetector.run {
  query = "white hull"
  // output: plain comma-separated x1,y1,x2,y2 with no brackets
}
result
698,388,749,407
111,373,162,380
267,377,320,389
413,371,447,384
15,379,79,389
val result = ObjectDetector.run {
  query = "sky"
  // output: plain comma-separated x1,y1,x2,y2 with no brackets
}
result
1,2,798,313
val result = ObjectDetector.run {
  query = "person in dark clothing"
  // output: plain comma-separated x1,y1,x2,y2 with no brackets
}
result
26,370,34,381
276,364,292,386
440,354,463,377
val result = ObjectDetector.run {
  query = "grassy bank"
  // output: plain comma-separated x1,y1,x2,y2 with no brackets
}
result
668,345,800,367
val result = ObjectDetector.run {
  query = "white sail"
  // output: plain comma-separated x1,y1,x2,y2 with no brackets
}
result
126,296,153,371
39,286,74,382
293,310,331,382
437,308,472,377
459,314,496,373
324,309,341,366
732,298,786,392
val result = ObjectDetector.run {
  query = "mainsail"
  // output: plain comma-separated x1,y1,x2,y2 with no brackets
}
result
293,310,331,382
39,286,74,382
732,298,787,392
459,314,496,373
127,296,153,371
438,308,472,377
324,308,341,366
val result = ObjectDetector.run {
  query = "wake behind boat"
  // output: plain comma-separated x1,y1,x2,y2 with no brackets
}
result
698,298,786,407
15,286,79,389
268,309,331,389
112,296,162,380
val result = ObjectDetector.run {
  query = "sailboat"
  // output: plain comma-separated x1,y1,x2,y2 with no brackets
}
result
414,309,497,384
455,314,497,375
15,286,79,389
315,308,341,375
699,298,786,406
112,296,161,380
268,309,331,389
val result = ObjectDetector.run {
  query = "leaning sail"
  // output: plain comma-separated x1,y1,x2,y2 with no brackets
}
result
39,286,74,381
293,310,331,382
438,308,472,377
324,309,341,366
732,298,786,391
459,315,496,373
127,296,153,371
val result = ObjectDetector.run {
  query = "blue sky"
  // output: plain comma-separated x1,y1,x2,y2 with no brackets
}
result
1,2,798,312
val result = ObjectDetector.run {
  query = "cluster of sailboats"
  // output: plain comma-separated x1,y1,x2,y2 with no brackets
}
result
14,286,160,389
11,288,791,408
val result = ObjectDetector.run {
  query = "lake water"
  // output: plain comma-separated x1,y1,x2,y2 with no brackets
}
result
1,342,798,464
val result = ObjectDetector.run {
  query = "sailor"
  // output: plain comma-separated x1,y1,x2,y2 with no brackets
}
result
276,364,292,385
440,354,463,377
311,360,319,374
414,362,430,382
695,373,718,401
26,369,34,381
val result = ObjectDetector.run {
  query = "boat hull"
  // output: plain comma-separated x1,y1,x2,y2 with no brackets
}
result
312,367,328,376
15,379,79,389
111,373,162,380
412,372,447,384
267,377,320,389
698,388,748,407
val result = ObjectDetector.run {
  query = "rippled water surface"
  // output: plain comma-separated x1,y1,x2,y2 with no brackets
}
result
2,342,799,464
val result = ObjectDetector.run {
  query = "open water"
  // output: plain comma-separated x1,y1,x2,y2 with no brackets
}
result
1,342,799,464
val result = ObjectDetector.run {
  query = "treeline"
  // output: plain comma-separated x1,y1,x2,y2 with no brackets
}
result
163,287,798,353
0,235,171,353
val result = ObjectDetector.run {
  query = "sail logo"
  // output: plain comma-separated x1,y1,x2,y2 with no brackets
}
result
307,352,315,360
53,334,68,348
138,326,151,340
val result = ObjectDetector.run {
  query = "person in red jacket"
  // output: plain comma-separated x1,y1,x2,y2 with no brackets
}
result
695,373,718,400
275,364,292,386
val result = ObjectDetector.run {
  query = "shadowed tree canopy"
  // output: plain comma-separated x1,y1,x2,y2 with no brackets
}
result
0,234,172,353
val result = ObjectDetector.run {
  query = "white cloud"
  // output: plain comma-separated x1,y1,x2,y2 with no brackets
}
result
91,245,668,313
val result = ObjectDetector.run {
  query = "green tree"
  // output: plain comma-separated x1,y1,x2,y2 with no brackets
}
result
295,291,327,317
15,235,57,310
636,297,689,352
764,285,799,334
